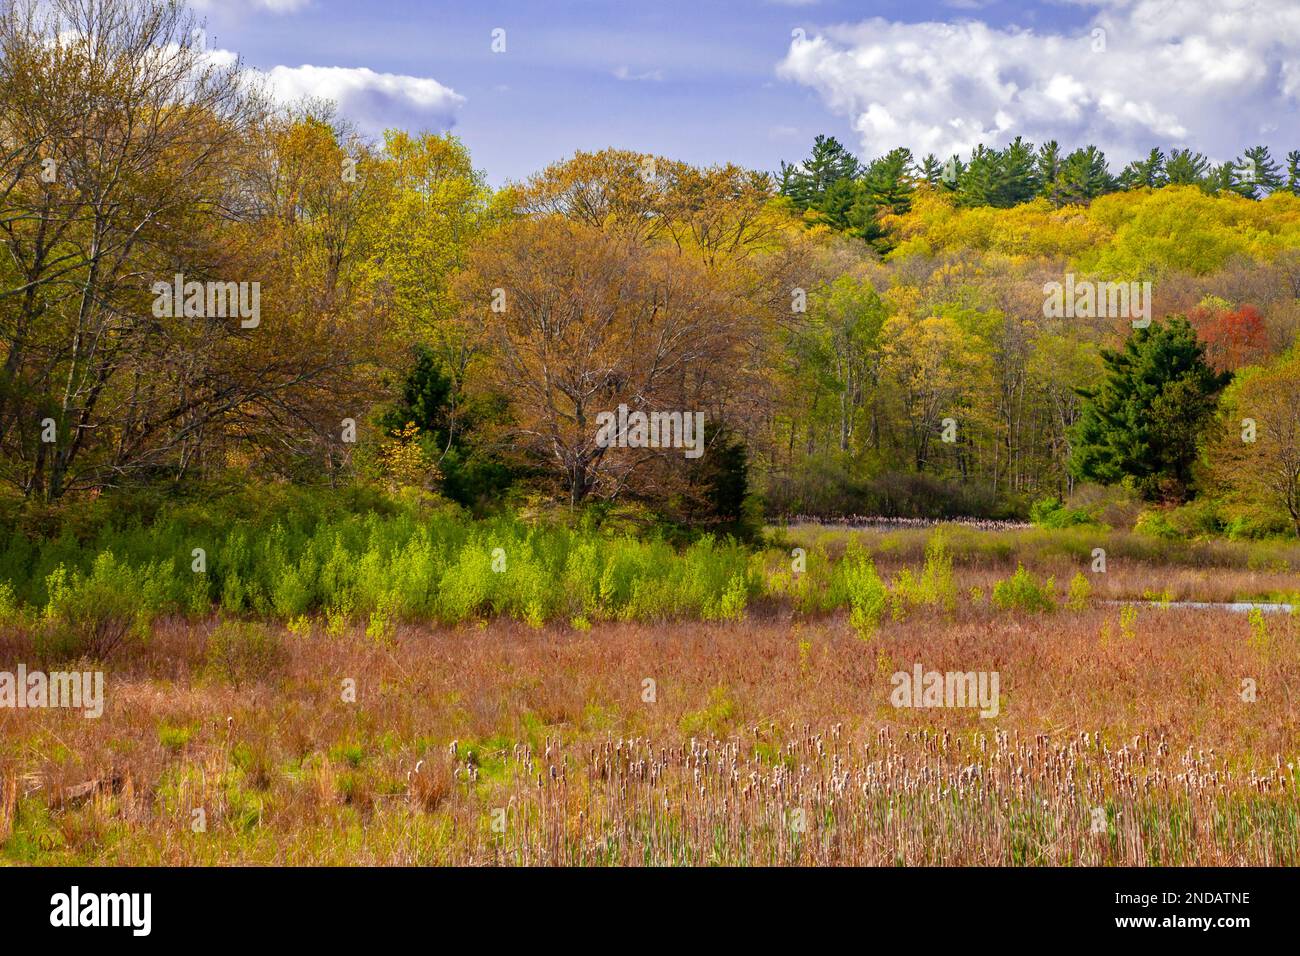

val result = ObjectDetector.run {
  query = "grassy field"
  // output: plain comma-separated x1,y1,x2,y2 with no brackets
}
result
1,503,1296,865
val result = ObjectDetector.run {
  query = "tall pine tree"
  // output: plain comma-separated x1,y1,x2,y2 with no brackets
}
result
1070,318,1230,502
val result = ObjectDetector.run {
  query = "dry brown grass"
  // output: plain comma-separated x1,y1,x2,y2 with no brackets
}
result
0,600,1296,865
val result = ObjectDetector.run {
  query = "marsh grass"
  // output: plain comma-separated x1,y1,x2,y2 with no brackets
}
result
2,492,1298,865
1,605,1295,865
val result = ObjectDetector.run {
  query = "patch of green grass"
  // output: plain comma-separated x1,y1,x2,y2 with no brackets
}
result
158,722,198,752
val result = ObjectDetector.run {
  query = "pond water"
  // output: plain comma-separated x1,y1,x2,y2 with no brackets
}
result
1106,600,1295,614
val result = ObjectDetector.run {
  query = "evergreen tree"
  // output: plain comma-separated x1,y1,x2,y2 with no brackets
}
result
777,161,803,202
817,177,863,230
920,153,943,187
1205,160,1255,198
1053,146,1114,204
1069,318,1230,502
778,134,862,209
862,147,916,214
956,144,1003,207
381,345,514,507
939,153,965,193
1119,148,1167,189
1287,150,1300,195
689,423,757,539
817,177,887,247
999,136,1039,205
1165,149,1210,187
1238,145,1285,195
1036,140,1065,204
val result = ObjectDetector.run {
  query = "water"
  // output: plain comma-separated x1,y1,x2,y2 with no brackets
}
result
1106,600,1295,614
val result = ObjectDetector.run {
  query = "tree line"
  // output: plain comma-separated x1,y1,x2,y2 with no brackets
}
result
779,134,1300,252
3,0,1299,539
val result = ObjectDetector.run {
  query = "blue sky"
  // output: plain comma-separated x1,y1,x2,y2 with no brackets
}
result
194,0,1300,186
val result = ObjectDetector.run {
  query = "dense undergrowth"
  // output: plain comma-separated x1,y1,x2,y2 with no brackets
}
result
1,485,1297,662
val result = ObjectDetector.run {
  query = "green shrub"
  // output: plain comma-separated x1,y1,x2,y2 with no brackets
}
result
36,554,151,662
992,565,1056,613
708,573,750,622
0,582,29,629
1134,510,1181,540
784,546,836,615
919,532,957,611
1030,497,1097,529
839,552,887,638
204,620,284,688
889,568,920,621
1066,572,1092,611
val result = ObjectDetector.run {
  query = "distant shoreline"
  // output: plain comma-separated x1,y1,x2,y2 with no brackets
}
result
778,515,1034,531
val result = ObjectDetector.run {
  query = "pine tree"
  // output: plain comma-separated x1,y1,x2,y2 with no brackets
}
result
1070,318,1230,502
817,178,887,247
1036,141,1065,204
1053,146,1114,205
999,136,1039,205
1119,148,1167,189
920,153,943,187
1204,161,1254,198
1165,149,1210,187
939,154,965,193
1238,145,1285,195
778,134,862,209
817,177,863,230
956,144,1003,207
862,147,916,214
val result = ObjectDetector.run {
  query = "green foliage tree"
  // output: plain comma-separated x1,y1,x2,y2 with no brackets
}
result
378,345,514,507
939,154,965,193
778,134,861,210
1206,160,1255,198
1165,149,1211,187
1035,141,1064,202
1052,146,1115,205
813,178,885,248
1238,145,1285,196
998,136,1040,206
956,145,1004,207
1070,318,1230,502
919,153,943,187
1209,350,1300,536
861,147,916,214
688,423,757,539
1119,148,1167,189
952,137,1038,208
1232,145,1284,195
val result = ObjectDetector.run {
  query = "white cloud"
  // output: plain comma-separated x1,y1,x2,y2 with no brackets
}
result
613,65,665,82
257,62,465,134
776,0,1300,164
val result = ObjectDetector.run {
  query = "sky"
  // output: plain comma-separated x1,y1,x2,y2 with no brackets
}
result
191,0,1300,186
